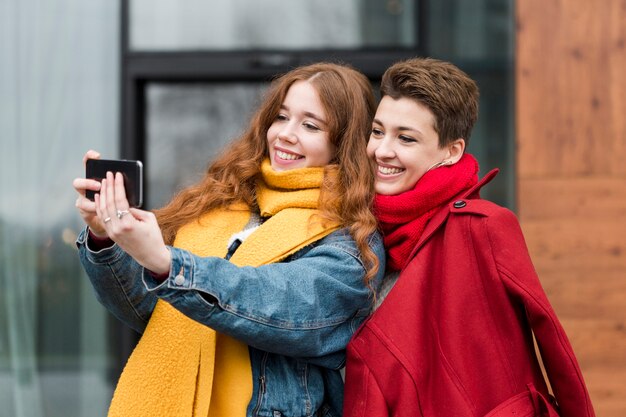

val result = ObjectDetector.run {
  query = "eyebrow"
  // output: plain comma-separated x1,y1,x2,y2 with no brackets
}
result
373,118,423,135
281,105,328,125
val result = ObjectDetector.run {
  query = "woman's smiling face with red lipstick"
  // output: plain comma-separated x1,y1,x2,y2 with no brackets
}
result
367,95,453,196
267,80,334,171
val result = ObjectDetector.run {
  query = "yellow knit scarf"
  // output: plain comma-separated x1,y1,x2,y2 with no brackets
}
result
107,160,339,417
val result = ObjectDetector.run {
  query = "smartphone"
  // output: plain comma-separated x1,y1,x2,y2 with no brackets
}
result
85,159,144,208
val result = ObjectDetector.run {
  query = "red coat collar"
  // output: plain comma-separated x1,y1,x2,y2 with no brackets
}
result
405,168,500,262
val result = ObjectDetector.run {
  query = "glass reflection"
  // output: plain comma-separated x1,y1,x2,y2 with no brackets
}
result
146,83,267,208
130,0,417,51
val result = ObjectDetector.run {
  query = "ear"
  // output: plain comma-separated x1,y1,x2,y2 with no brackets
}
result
445,139,466,165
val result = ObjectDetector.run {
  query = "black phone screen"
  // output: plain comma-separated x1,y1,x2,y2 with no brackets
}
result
85,159,143,207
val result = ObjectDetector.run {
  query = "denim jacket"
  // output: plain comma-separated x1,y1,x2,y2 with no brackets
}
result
77,227,385,417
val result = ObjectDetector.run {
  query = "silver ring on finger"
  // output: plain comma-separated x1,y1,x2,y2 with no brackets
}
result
116,209,129,219
103,217,112,223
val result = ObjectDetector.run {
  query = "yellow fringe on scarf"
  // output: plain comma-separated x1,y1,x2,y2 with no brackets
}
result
107,160,338,417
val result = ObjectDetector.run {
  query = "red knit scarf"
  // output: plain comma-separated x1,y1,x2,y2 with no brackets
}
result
375,153,479,271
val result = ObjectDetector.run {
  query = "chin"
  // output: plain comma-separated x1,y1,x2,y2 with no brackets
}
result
375,185,400,196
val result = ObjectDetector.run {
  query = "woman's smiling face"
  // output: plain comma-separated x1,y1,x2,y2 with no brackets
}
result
367,95,451,195
266,80,334,171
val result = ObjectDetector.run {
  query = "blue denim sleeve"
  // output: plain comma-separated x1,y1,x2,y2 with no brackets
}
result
76,227,157,333
143,229,385,364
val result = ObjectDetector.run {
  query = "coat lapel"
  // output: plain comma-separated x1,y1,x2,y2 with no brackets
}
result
405,169,500,263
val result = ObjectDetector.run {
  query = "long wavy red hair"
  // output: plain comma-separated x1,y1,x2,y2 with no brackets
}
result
154,62,379,285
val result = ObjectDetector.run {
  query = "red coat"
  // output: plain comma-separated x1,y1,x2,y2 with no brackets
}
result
343,171,594,417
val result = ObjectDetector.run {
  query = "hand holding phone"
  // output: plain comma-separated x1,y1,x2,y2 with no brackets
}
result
85,159,144,207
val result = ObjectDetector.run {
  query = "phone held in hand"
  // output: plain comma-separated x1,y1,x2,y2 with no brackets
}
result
85,159,144,208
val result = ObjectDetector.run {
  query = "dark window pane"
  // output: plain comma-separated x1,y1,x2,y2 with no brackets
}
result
427,0,515,208
145,83,267,208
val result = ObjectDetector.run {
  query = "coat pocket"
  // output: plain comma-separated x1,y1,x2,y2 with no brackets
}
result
484,384,559,417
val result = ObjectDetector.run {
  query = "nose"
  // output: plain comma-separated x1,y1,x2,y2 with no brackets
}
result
374,136,395,159
276,124,298,144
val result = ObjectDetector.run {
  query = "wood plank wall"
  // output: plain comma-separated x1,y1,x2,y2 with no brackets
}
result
516,1,626,416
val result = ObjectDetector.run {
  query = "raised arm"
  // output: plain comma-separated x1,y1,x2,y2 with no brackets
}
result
143,230,385,365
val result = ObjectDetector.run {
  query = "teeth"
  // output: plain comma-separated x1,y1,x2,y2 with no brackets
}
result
276,150,302,160
378,165,404,175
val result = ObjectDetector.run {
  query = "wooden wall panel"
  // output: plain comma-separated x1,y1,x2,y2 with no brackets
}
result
521,220,626,270
516,0,626,416
539,269,626,319
583,368,626,417
518,178,626,220
517,0,626,178
560,319,626,367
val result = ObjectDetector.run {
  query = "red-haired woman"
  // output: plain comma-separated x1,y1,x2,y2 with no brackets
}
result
343,58,594,417
73,63,385,417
